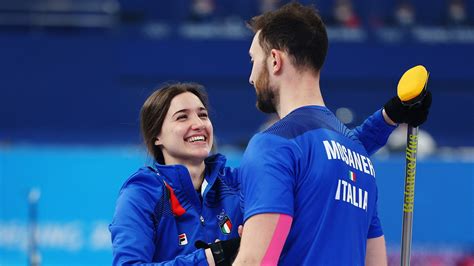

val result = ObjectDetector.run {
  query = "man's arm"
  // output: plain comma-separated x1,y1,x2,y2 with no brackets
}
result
233,214,292,265
354,92,432,156
366,236,387,266
235,134,297,265
353,109,397,156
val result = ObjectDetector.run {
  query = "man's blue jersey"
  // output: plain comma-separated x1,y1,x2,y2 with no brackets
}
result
240,106,384,265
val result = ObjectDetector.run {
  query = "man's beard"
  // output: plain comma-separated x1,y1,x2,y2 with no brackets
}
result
255,64,278,114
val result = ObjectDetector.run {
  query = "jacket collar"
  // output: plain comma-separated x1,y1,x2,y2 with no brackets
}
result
152,154,227,210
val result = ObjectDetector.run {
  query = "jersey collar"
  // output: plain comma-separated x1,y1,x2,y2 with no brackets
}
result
152,153,227,211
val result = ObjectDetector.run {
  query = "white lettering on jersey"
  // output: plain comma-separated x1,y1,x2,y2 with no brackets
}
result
361,156,370,175
341,180,348,201
334,178,368,211
353,151,362,172
323,140,376,177
362,190,368,210
335,179,341,200
346,182,353,204
347,149,355,168
352,185,358,207
336,142,347,162
324,140,340,160
367,159,375,177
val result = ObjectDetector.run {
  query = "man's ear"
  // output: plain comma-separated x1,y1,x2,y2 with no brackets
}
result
270,49,283,74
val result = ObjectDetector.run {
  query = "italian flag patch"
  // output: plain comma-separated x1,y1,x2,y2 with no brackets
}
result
219,216,232,234
349,171,356,182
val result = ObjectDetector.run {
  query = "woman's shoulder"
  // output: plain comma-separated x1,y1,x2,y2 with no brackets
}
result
111,167,167,230
120,166,165,194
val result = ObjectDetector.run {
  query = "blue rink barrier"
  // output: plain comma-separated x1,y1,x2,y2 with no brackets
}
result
0,145,472,265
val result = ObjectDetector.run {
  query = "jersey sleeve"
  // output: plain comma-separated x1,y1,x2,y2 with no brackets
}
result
109,171,208,266
353,109,397,156
239,133,299,222
367,189,384,239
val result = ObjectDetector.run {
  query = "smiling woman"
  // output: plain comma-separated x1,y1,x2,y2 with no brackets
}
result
109,83,243,266
142,85,214,189
140,83,211,166
154,92,213,168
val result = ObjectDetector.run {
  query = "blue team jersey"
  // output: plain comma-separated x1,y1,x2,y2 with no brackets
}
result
110,154,242,265
240,106,384,265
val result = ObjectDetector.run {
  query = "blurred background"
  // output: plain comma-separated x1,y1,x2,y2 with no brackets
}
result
0,0,473,265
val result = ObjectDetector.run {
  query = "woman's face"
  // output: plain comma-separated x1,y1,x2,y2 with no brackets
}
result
156,92,213,165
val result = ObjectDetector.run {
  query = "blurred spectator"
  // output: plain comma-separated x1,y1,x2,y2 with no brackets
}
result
386,125,437,158
457,254,474,266
393,1,416,27
445,0,469,26
188,0,217,22
326,0,361,28
259,0,281,13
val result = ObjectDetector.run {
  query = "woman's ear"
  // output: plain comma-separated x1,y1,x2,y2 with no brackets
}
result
154,137,162,146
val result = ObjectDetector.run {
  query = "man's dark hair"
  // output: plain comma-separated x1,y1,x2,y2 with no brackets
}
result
140,82,209,164
247,2,328,73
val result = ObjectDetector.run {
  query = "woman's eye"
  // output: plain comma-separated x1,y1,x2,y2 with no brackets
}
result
176,115,187,120
199,113,208,118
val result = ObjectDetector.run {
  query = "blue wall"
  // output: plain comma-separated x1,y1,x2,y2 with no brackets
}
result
0,146,473,265
1,34,473,146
